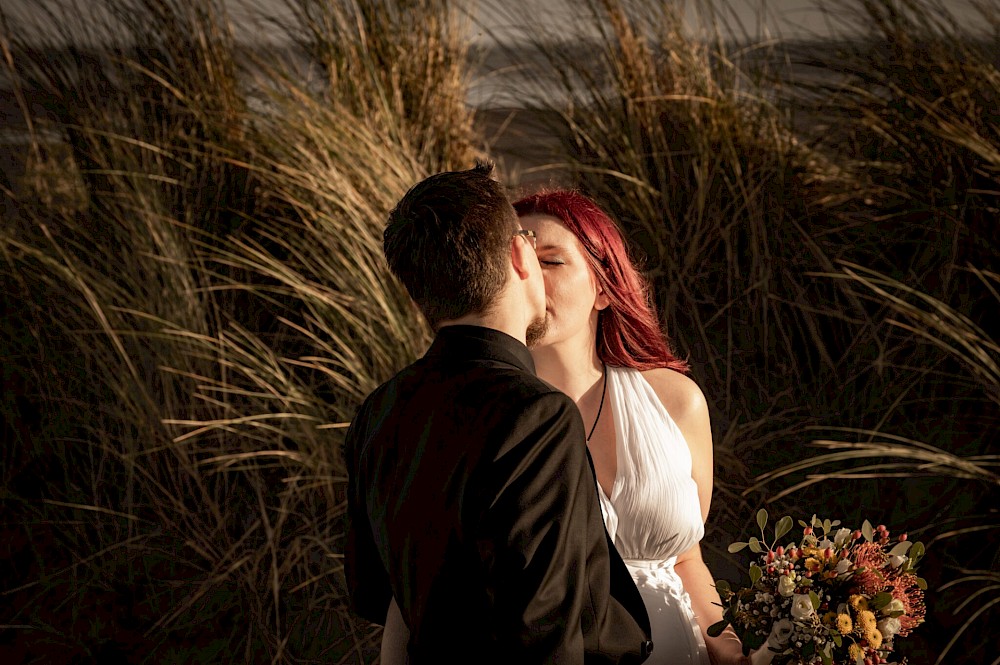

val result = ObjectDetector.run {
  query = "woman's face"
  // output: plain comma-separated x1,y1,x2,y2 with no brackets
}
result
519,214,607,347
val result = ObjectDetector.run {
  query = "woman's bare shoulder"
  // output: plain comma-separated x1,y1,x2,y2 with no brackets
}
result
638,367,708,422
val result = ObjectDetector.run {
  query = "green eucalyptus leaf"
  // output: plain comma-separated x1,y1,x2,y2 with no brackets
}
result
707,620,729,637
862,520,874,542
872,592,893,609
911,542,925,561
750,563,762,585
749,537,763,553
810,590,821,611
745,630,766,651
889,541,912,556
775,516,793,542
728,542,749,553
757,508,768,532
917,577,928,591
716,580,731,594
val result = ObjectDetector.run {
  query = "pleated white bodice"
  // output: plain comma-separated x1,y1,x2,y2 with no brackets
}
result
598,366,705,559
597,366,710,665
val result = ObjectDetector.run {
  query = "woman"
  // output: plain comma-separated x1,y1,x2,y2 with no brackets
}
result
513,190,746,665
379,190,747,665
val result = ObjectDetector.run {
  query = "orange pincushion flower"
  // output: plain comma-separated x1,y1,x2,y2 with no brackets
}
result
853,567,887,596
888,573,927,636
852,542,890,596
851,542,888,571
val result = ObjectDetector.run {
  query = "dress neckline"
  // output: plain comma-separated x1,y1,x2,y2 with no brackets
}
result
596,366,621,502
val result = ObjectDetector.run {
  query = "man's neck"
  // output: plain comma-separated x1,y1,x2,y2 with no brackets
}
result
438,313,526,346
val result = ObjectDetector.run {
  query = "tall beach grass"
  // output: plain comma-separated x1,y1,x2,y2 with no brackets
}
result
2,0,470,661
1,0,996,662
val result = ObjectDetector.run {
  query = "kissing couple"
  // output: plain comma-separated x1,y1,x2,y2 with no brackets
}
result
345,162,748,664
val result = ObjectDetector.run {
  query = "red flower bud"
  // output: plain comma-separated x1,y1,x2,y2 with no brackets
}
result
804,527,813,536
852,530,862,540
776,545,785,556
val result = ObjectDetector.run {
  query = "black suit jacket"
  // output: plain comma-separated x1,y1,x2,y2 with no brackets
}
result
344,325,652,663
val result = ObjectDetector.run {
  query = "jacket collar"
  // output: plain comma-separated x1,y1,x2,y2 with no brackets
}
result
424,325,536,375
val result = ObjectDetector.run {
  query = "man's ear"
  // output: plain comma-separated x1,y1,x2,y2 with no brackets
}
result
510,234,534,279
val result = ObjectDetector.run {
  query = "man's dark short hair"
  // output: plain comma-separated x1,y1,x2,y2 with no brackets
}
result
383,161,518,328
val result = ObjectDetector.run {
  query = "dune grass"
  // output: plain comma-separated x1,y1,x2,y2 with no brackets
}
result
1,0,471,661
486,0,997,661
1,0,996,662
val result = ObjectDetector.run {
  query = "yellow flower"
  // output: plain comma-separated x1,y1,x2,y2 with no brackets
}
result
866,628,883,649
822,611,838,627
857,610,877,633
837,613,853,634
849,594,869,611
805,557,823,572
848,643,864,662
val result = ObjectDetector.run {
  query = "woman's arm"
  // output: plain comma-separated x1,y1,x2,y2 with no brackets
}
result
381,597,409,665
675,544,747,665
645,369,749,665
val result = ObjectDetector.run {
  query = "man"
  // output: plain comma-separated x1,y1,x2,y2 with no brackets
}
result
344,162,652,663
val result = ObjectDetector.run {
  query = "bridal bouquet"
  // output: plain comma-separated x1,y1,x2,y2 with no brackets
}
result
709,511,927,665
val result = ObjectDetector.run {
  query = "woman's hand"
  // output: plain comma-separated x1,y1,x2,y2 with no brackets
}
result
708,624,752,665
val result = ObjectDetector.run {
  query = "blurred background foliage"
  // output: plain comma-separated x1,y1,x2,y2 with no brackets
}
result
0,0,996,662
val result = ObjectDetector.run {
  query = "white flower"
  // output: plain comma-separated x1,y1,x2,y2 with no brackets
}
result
877,617,902,639
791,594,815,620
769,618,795,647
833,528,853,548
835,558,853,575
817,538,834,550
885,598,905,615
889,554,907,568
778,574,797,597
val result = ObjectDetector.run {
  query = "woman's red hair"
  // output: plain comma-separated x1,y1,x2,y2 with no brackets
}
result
513,190,688,373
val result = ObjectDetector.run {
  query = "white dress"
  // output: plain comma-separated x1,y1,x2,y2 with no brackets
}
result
598,367,711,665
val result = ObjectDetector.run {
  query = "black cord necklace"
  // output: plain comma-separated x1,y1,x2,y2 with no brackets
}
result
586,363,607,442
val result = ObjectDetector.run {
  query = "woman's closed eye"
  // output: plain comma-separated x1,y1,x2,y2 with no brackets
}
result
540,259,565,266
